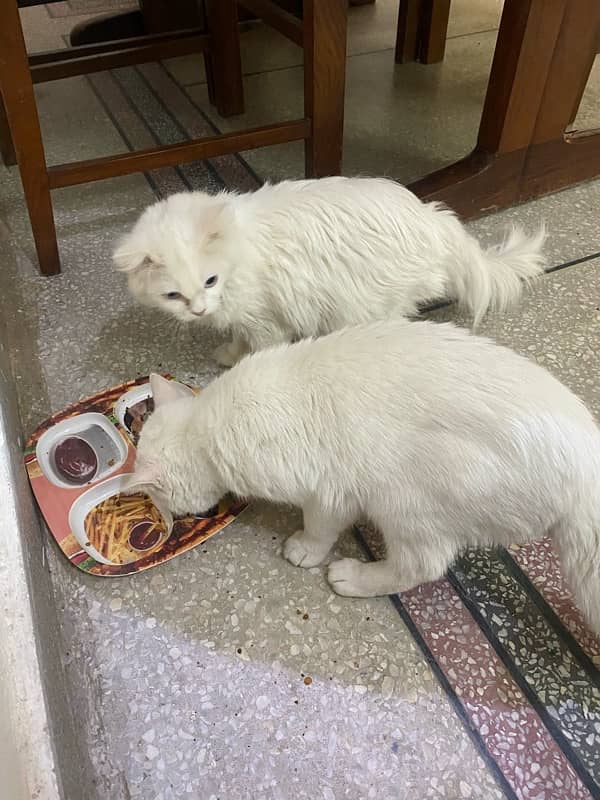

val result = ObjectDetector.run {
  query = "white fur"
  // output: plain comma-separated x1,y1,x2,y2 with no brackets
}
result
128,320,600,633
113,178,546,364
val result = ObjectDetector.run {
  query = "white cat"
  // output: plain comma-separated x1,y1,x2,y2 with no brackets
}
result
127,321,600,633
113,178,545,366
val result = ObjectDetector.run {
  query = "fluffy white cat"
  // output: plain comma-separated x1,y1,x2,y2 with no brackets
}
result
113,178,546,366
127,321,600,632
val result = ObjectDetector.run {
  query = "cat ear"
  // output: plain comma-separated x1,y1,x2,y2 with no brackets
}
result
149,374,195,408
198,199,234,241
112,237,147,273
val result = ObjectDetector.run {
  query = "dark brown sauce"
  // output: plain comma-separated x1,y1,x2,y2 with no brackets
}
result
129,520,162,551
54,437,97,484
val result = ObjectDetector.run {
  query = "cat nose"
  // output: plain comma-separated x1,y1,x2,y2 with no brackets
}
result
189,297,206,316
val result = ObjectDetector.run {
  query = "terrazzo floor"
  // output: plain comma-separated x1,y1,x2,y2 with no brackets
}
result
1,2,600,799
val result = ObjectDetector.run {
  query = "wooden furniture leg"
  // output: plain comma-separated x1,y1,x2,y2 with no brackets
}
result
0,89,17,166
409,0,600,217
520,0,600,199
408,0,569,217
303,0,348,177
140,0,219,111
395,0,422,63
204,0,244,116
418,0,450,64
395,0,450,64
0,3,59,275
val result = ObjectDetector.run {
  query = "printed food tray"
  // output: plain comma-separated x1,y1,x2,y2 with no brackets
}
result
24,376,247,577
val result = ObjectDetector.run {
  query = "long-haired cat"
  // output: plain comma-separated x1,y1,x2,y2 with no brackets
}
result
127,320,600,633
113,178,545,366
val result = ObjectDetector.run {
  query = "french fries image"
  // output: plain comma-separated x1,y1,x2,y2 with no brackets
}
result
84,493,165,564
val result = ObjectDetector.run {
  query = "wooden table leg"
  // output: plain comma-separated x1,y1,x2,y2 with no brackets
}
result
0,88,16,166
418,0,450,64
0,1,60,275
204,0,245,117
395,0,450,65
395,0,422,63
408,0,571,217
304,0,348,177
520,0,600,200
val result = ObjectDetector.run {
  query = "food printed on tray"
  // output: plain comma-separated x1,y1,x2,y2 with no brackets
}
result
84,491,167,565
124,397,155,445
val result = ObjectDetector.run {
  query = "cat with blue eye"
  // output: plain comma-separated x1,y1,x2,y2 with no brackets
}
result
114,178,545,368
164,273,219,315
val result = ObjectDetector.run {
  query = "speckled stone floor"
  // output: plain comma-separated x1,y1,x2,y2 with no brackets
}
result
1,2,600,799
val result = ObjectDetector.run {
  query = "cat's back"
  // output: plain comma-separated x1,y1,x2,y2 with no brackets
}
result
248,176,418,219
222,319,596,437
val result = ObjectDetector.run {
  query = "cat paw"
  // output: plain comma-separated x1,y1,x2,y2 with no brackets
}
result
213,343,240,368
283,530,328,569
328,558,370,597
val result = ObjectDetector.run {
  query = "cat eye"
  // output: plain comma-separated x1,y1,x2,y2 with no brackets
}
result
164,291,183,300
204,275,218,288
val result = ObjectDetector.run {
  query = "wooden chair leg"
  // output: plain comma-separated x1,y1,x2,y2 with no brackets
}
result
203,53,217,107
395,0,422,63
0,1,60,275
0,88,17,166
396,0,450,65
204,0,244,117
303,0,348,178
418,0,450,64
567,49,596,127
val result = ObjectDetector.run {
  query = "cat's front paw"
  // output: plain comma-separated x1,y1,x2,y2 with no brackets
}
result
213,342,240,368
328,558,370,597
283,530,329,569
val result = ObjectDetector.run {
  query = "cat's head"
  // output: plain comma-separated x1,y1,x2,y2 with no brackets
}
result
113,192,238,323
125,374,225,521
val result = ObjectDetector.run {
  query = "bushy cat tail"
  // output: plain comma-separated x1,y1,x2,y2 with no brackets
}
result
448,226,547,327
552,503,600,636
